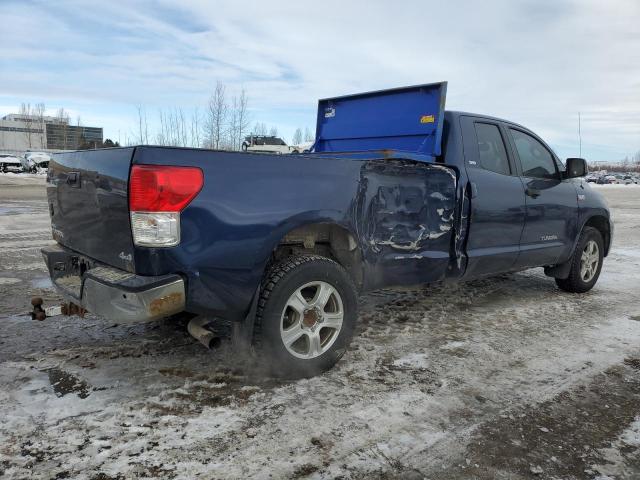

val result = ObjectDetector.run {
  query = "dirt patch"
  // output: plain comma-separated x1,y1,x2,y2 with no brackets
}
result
445,361,640,479
624,357,640,370
292,463,319,478
45,368,91,399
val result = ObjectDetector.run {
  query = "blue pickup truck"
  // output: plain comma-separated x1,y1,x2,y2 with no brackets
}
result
42,82,612,376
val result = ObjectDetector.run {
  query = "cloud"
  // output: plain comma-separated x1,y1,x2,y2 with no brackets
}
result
0,0,638,159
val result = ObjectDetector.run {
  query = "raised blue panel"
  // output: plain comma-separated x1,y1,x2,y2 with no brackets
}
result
314,82,447,157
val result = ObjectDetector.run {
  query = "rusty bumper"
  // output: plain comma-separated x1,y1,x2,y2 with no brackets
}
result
41,245,186,323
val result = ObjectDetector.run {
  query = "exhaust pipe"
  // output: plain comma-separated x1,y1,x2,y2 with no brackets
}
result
187,317,222,349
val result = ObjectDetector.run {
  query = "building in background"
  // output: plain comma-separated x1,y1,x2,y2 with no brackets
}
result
0,113,103,152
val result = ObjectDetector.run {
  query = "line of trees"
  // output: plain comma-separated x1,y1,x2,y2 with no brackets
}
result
130,81,314,149
589,152,640,173
133,81,251,150
291,127,314,146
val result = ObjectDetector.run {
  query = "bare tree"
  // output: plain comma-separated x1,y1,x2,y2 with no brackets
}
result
236,88,250,150
227,88,250,150
204,81,228,149
304,127,314,142
191,107,201,148
157,107,190,147
56,108,70,149
136,105,149,144
292,127,303,146
253,122,267,135
269,125,278,137
76,116,83,148
33,103,46,149
156,109,167,146
19,103,33,149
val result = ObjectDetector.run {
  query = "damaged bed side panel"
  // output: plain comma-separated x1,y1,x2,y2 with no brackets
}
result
356,160,457,290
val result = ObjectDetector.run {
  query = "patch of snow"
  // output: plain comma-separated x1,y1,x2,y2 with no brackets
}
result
440,341,467,351
393,352,429,369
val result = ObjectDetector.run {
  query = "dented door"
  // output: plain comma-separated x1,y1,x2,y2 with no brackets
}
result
357,160,457,289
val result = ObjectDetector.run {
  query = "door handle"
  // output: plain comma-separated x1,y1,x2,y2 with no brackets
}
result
66,172,80,187
525,187,540,198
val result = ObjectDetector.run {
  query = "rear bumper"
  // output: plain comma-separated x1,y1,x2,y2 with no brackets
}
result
41,244,186,323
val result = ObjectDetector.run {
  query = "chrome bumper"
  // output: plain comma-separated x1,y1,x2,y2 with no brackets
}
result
42,245,186,323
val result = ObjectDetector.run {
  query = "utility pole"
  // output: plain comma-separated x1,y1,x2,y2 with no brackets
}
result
578,112,582,158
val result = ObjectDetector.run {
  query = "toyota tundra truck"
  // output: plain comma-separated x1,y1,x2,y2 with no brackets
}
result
41,82,612,376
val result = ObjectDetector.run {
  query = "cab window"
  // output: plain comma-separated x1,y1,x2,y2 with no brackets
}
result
510,129,558,179
474,123,511,175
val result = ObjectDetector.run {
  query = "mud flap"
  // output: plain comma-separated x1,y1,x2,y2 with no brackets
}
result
232,285,260,350
544,260,572,279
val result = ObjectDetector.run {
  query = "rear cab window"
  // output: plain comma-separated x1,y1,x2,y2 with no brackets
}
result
474,123,511,175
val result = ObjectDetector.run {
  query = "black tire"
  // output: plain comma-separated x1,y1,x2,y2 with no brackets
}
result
555,226,604,293
254,255,358,378
241,142,248,151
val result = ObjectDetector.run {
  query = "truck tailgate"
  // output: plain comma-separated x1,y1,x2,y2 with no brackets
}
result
46,148,135,272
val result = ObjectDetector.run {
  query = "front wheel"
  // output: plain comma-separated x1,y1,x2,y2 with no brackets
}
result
555,226,604,293
254,255,358,378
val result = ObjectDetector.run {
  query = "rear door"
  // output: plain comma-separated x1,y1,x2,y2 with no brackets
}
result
47,148,136,272
506,128,578,268
461,116,527,277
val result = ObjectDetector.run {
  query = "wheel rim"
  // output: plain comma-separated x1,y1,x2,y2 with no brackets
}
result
280,281,344,359
580,240,599,283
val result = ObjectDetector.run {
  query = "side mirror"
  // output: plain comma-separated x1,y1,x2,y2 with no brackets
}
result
565,158,587,178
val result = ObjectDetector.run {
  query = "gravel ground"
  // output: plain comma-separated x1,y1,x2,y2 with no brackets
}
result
0,175,639,480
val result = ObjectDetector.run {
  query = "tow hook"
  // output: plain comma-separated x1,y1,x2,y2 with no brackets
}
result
30,297,86,321
30,297,46,321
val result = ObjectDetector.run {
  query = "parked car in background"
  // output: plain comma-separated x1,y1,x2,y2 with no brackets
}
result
605,175,617,184
291,141,314,154
0,154,23,173
21,151,51,173
585,174,598,183
623,175,634,185
241,135,296,154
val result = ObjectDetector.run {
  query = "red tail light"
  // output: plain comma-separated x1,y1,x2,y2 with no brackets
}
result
129,165,203,212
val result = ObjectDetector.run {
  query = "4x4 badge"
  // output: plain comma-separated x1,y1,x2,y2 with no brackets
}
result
119,252,132,262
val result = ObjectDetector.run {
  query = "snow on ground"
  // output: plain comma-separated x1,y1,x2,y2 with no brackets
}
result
593,416,640,479
591,183,640,189
0,177,639,479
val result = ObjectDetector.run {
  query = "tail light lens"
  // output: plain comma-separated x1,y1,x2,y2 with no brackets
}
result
129,165,203,247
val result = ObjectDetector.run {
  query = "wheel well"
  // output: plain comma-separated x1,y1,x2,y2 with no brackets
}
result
584,215,611,256
273,223,364,288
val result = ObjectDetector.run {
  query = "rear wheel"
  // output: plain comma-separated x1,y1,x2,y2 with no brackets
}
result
555,226,604,293
254,255,357,378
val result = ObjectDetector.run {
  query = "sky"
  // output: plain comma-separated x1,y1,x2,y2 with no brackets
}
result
0,0,638,161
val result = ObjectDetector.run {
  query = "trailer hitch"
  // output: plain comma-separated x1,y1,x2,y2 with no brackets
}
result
30,297,86,321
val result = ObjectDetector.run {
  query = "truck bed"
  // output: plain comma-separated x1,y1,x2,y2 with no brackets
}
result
46,146,457,320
